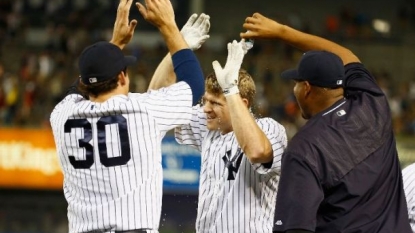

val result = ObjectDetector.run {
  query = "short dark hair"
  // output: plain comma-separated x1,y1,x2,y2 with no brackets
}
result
78,67,127,98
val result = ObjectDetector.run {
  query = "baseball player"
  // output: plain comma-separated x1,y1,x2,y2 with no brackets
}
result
149,40,287,232
240,13,411,233
49,0,209,232
403,163,415,233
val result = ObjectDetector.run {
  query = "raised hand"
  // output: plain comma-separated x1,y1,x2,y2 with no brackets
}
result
136,0,187,54
212,40,245,96
136,0,176,29
110,0,138,49
180,13,210,50
240,13,281,40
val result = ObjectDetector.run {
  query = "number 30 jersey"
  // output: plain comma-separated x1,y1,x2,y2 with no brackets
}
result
50,82,193,233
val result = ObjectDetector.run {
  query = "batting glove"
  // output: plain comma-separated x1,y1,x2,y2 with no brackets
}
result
180,13,210,50
241,38,253,54
212,40,245,96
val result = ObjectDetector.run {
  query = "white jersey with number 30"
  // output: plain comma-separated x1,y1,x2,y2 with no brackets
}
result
50,82,192,233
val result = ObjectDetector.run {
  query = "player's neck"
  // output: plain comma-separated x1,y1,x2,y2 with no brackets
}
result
309,88,344,117
89,89,127,103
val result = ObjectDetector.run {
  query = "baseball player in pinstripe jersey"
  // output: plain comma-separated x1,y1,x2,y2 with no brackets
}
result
49,0,209,232
149,40,288,232
403,163,415,232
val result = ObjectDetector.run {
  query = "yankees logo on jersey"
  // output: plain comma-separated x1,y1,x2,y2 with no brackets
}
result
222,149,243,180
50,82,193,233
175,106,287,233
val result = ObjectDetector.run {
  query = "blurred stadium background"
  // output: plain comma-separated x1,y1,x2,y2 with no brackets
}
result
0,0,414,232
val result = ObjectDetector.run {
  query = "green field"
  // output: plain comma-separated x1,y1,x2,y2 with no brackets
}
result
397,135,415,168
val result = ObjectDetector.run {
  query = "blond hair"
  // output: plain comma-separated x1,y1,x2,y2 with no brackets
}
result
205,69,256,108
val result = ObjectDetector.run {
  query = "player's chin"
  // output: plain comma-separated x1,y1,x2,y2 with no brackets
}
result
206,121,218,131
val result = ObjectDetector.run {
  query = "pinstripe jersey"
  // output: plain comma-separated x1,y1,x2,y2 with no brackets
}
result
175,105,287,233
403,163,415,233
50,82,193,233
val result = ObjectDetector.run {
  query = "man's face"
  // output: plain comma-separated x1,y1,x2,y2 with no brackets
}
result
202,91,232,134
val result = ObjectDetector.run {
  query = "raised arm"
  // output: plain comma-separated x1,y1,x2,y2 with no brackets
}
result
240,13,360,65
137,0,206,105
136,0,186,53
213,41,273,164
110,0,138,49
65,0,137,98
148,13,210,91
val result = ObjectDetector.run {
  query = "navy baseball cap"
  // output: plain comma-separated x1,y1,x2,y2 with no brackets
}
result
79,41,137,85
281,50,345,88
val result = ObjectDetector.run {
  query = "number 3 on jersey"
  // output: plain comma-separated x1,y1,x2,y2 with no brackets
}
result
64,115,131,169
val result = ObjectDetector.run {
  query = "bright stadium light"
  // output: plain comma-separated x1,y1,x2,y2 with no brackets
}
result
372,19,391,34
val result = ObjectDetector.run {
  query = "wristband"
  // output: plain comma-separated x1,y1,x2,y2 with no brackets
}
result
223,85,239,96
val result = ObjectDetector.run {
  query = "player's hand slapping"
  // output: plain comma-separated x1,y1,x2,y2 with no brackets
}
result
212,40,245,96
136,0,188,54
110,0,138,49
136,0,176,29
181,13,210,51
240,13,281,40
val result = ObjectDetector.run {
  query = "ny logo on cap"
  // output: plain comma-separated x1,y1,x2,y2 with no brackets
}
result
337,80,343,85
89,77,98,83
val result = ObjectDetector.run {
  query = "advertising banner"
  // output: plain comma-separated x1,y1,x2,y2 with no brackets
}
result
0,129,200,193
0,128,63,189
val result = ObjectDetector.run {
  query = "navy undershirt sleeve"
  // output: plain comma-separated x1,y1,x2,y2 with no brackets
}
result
172,49,205,105
344,62,383,96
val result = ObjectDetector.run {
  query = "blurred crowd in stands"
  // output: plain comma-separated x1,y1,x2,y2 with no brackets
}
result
0,1,415,233
0,0,414,139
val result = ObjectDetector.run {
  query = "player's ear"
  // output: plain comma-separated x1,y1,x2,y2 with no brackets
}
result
241,97,249,108
118,71,127,86
304,81,312,97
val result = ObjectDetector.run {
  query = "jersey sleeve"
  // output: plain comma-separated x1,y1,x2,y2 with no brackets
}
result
174,105,207,152
344,63,384,96
50,94,84,123
251,118,287,175
129,82,193,132
273,150,323,232
402,163,415,232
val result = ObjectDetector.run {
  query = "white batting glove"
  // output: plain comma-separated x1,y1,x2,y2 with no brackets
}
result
180,13,210,50
212,40,245,96
240,38,254,54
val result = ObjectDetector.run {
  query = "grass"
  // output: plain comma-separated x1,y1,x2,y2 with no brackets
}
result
396,134,415,168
